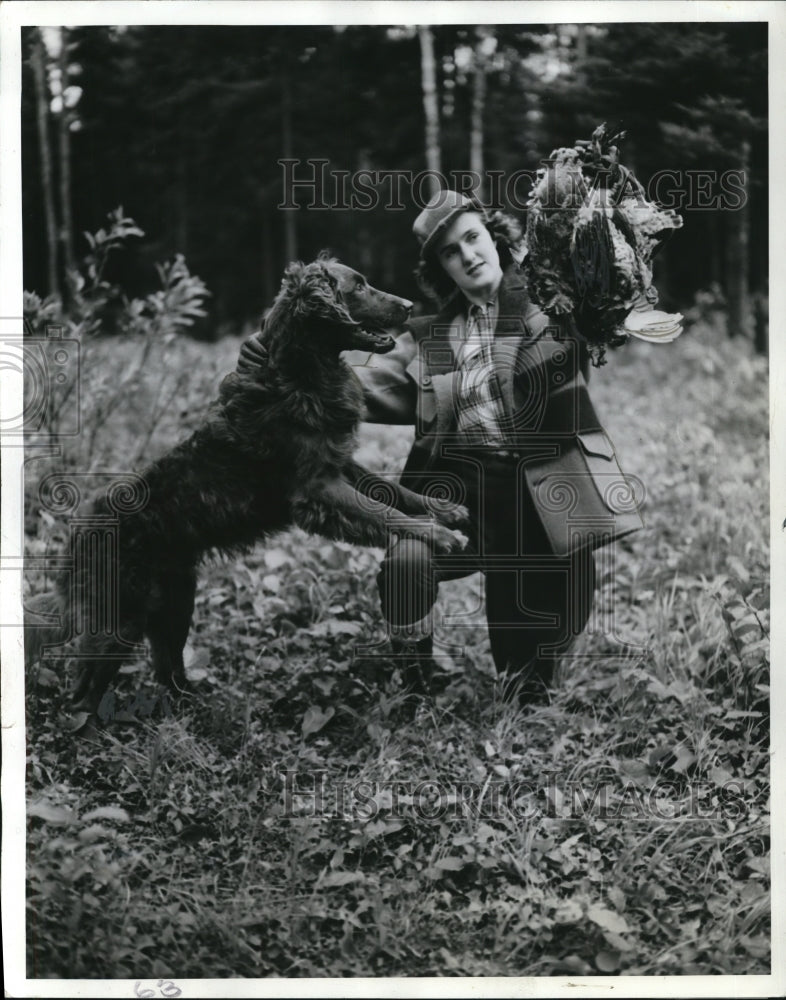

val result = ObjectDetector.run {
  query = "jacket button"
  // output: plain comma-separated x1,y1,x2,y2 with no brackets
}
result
421,374,432,387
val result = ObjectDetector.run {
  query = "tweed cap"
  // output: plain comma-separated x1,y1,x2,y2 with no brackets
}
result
412,190,488,259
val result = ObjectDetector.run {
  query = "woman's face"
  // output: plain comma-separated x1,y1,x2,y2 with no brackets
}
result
435,212,503,301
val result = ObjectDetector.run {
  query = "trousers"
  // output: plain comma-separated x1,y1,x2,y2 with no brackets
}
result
378,457,597,672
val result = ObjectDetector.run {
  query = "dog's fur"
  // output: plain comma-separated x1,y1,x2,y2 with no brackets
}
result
26,257,468,714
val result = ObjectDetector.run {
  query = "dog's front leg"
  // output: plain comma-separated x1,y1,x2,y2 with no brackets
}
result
292,478,465,553
342,462,470,529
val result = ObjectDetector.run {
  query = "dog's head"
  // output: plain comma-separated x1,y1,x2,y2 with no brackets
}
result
273,254,412,354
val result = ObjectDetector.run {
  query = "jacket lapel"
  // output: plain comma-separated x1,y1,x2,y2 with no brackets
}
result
408,298,465,376
492,268,531,417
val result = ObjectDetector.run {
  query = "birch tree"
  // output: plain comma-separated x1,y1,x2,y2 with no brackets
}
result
418,25,442,196
31,28,59,296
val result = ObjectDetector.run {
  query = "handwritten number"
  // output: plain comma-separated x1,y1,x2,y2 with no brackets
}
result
134,981,181,998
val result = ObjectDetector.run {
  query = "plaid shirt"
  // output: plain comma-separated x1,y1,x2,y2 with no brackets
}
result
455,300,508,445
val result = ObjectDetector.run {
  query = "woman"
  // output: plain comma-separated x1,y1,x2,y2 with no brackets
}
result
354,190,642,702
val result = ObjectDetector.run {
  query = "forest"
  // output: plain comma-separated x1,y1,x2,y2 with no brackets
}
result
23,21,767,344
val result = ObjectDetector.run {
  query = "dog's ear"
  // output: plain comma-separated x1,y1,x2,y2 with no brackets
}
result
297,263,359,328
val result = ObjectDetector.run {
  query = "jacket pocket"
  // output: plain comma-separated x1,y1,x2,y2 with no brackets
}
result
574,431,640,515
527,432,643,555
576,430,616,462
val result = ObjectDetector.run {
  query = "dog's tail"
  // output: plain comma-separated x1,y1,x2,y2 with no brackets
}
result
24,591,69,666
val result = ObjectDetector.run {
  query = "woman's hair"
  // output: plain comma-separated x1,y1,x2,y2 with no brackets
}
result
414,208,525,305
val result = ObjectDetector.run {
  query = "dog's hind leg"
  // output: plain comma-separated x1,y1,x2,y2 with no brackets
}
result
146,570,197,693
71,635,133,715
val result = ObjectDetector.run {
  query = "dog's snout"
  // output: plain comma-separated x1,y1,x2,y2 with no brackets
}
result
399,297,414,313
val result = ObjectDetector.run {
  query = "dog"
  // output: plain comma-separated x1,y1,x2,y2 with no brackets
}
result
25,256,468,716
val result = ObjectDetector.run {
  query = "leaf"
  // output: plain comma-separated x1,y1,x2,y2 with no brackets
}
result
301,705,335,737
35,665,59,688
184,645,210,681
78,824,113,844
28,800,77,825
595,949,621,973
65,710,92,733
745,856,769,876
740,934,770,959
434,856,466,872
308,619,362,638
587,904,631,935
263,547,291,570
708,765,734,786
670,747,697,774
616,758,649,780
603,930,635,952
81,805,130,823
561,954,594,974
319,871,366,888
727,555,750,583
366,721,388,742
553,899,583,924
313,676,337,697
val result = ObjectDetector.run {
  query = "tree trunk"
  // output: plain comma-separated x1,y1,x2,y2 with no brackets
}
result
725,138,751,338
176,140,188,254
708,211,722,287
57,28,75,284
31,29,59,296
418,25,442,197
470,29,487,198
355,149,374,274
281,68,298,263
575,23,588,62
753,292,768,355
261,204,274,308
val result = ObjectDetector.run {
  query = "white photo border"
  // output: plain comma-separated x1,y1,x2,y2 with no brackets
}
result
2,2,783,997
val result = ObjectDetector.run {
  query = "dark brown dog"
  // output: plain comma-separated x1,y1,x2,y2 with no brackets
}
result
26,256,468,715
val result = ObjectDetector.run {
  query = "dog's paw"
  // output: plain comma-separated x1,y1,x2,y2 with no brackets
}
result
431,524,468,555
433,502,471,531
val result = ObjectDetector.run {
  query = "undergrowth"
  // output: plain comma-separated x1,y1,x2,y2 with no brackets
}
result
21,231,769,978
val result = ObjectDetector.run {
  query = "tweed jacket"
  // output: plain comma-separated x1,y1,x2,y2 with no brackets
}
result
350,266,642,555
